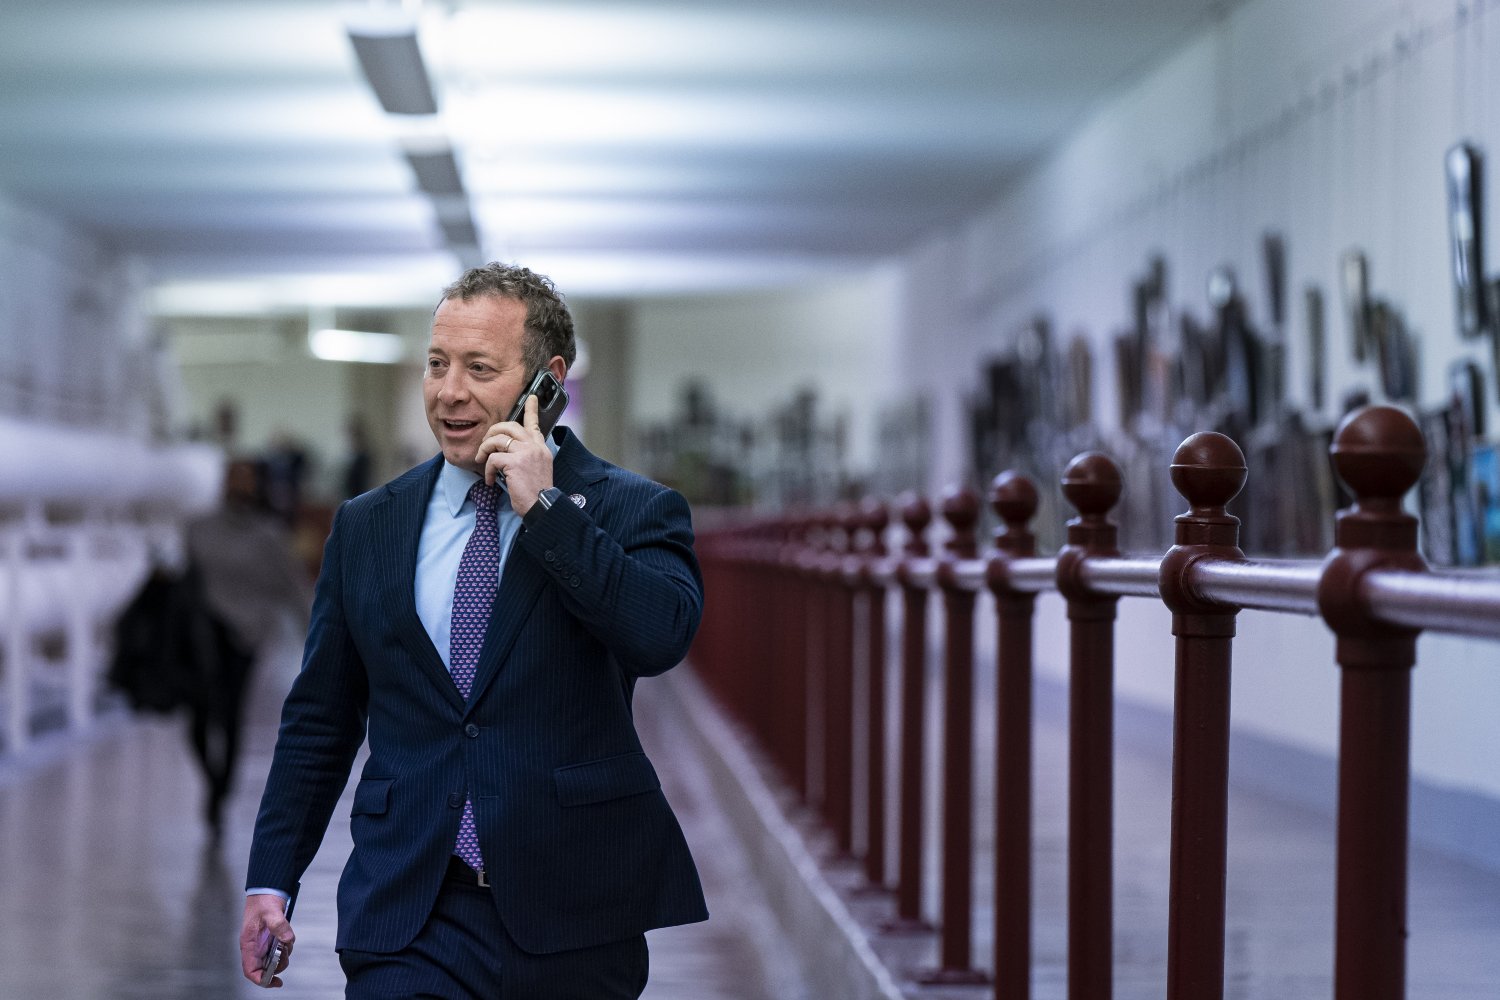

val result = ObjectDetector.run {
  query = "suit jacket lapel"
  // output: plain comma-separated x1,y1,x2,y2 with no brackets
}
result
374,457,466,713
464,428,609,712
464,543,547,713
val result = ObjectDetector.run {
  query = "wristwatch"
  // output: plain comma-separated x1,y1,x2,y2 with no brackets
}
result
526,486,563,527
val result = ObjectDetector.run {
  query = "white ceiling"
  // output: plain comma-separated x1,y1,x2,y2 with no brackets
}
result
0,0,1238,307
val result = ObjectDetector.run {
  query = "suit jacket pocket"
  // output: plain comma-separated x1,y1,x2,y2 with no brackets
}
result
352,776,393,816
553,752,660,807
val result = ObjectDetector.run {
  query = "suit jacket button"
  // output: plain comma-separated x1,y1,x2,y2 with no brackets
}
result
464,723,480,739
447,792,463,808
569,575,581,588
544,550,556,563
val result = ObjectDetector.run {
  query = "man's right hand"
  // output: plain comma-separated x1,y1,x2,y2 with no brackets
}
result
240,893,295,988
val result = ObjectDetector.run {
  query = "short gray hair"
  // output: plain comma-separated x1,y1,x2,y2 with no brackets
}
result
438,262,576,375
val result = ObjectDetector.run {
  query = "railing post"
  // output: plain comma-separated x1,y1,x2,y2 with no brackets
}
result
753,524,780,756
986,471,1039,1000
884,492,934,932
1158,433,1248,1000
826,506,858,856
762,521,786,785
771,520,800,789
816,509,840,815
1317,406,1428,1000
781,515,812,801
1055,452,1123,1000
859,498,891,889
740,528,759,730
920,487,988,985
728,527,750,726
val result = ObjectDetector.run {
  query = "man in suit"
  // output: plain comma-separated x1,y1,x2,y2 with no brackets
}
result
239,263,707,998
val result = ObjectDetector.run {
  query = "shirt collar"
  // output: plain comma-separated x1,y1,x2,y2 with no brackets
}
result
437,431,563,517
438,461,485,517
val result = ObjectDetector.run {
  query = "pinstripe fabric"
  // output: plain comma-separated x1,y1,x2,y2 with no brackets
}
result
246,427,708,957
341,870,649,999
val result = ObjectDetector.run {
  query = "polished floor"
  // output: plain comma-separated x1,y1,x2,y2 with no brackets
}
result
0,636,776,1000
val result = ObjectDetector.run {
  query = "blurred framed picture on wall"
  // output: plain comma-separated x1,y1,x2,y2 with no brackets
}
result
1418,409,1457,565
1472,443,1500,565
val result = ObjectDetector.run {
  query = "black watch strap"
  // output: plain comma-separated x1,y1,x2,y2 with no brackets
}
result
527,486,563,527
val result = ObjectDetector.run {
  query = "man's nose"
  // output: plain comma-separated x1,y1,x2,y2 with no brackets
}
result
439,370,469,402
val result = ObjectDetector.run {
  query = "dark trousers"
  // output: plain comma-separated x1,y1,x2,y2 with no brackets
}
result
186,621,253,835
341,859,649,1000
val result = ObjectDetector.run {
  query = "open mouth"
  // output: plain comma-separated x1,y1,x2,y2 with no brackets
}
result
441,419,480,432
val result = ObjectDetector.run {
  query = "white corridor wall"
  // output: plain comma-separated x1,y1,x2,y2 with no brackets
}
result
891,0,1500,807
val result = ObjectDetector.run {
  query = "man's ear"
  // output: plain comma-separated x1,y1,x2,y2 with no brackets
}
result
547,355,567,383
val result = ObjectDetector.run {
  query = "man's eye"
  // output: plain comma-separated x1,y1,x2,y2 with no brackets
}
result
469,364,492,375
426,358,445,372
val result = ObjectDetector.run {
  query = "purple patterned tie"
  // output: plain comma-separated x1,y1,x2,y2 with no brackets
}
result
450,480,501,871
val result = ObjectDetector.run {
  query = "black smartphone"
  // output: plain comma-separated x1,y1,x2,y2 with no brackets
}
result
506,369,569,438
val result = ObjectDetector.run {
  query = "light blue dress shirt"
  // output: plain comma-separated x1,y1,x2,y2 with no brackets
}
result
414,460,524,670
248,439,558,902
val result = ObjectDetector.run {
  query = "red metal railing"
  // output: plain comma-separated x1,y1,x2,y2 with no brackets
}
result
691,405,1500,1000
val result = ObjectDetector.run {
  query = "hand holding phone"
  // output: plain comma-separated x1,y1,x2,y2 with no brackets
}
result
241,893,293,989
482,369,570,488
505,369,569,439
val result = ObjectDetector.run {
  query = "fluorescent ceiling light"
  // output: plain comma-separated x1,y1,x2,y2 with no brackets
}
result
438,212,478,248
310,328,407,364
345,6,437,115
147,267,456,315
406,147,463,195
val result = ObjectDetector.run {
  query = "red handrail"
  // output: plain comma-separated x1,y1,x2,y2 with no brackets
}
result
689,405,1500,1000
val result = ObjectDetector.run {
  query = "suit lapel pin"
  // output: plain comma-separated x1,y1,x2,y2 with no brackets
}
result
569,493,587,509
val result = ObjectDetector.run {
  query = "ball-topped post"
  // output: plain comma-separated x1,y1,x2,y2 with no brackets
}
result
1158,432,1247,999
984,468,1039,998
899,490,932,559
1171,432,1248,522
1315,406,1430,1000
1318,404,1428,653
823,498,861,857
1056,451,1123,604
1330,405,1427,525
1061,451,1123,532
857,494,893,891
921,481,989,986
888,487,935,931
1058,452,1122,581
1054,450,1123,1000
940,485,980,560
989,470,1038,557
1160,431,1246,623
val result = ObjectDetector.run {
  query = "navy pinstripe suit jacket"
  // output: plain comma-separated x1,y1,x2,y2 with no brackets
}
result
245,428,708,956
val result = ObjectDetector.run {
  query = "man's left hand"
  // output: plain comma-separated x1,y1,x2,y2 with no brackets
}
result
476,393,553,516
